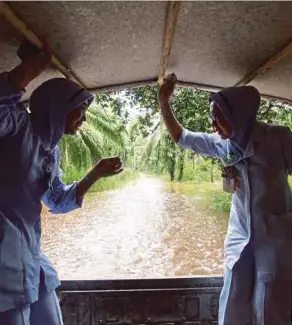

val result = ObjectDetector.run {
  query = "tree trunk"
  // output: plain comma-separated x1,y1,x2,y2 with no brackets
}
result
156,145,161,172
123,150,127,166
178,150,185,182
193,154,197,171
168,157,176,181
210,159,214,183
133,149,136,170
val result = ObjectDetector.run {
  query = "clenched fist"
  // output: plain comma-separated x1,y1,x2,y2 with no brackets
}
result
158,73,177,102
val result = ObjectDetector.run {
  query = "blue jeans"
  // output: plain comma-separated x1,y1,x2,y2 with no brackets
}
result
0,290,63,325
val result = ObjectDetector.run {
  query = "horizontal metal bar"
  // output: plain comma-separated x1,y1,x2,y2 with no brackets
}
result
60,276,223,292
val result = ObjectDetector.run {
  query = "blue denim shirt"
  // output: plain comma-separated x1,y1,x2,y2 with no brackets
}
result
0,74,93,312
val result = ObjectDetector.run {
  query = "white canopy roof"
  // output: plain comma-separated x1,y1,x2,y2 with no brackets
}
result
1,1,292,103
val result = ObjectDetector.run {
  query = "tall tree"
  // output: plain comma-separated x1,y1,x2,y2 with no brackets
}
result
126,86,213,180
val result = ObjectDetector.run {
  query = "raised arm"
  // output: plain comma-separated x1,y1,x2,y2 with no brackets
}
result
158,74,220,159
8,57,49,90
158,74,183,143
0,44,51,137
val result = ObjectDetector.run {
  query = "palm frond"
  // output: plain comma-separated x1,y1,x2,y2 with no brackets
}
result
86,110,124,147
60,133,92,170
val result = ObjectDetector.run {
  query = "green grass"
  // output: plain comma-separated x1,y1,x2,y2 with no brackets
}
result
213,191,232,213
170,174,292,214
194,183,231,213
167,180,232,214
62,167,139,192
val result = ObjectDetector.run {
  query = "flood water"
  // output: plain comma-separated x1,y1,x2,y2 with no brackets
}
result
41,175,228,280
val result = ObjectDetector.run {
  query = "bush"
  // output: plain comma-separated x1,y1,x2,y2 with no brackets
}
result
62,167,139,192
213,191,232,213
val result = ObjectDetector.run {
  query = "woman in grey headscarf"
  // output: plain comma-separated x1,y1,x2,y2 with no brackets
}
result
159,74,292,325
0,47,123,325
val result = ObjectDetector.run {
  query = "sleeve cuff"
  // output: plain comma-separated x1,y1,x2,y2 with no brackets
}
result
177,128,188,147
64,182,84,210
